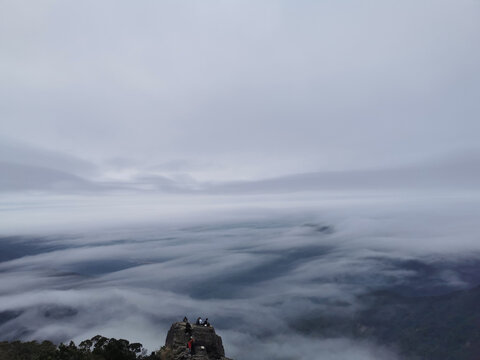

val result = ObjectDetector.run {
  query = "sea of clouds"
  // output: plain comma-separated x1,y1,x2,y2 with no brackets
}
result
1,191,480,359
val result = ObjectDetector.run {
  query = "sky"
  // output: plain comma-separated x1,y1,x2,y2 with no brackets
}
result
1,0,480,184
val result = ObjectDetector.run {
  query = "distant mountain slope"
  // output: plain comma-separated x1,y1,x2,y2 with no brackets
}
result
206,154,480,194
0,162,96,192
357,286,480,360
293,285,480,360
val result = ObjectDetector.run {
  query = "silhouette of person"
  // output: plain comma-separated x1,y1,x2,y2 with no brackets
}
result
185,321,192,336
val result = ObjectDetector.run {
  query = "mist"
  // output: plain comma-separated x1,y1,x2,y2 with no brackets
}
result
2,193,480,359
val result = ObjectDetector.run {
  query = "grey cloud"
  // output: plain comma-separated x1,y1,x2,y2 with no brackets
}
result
0,140,98,177
0,140,196,193
0,139,104,193
2,139,480,194
0,162,97,192
205,151,480,194
1,196,480,358
0,139,207,193
147,160,215,173
1,1,479,177
132,174,200,192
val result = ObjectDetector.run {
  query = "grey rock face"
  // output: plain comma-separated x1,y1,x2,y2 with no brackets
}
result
162,322,232,360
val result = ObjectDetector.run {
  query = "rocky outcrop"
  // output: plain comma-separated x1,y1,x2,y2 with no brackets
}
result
160,322,232,360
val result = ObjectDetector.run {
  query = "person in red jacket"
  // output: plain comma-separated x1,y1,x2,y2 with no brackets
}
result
187,337,195,356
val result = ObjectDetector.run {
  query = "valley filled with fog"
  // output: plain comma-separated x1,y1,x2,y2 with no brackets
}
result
1,191,480,359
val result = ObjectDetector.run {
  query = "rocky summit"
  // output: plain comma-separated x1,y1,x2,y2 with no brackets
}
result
159,322,233,360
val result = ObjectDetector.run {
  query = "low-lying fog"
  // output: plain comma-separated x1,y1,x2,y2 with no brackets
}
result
1,191,479,359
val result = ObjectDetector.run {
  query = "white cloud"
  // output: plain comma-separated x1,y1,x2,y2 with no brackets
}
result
1,194,480,358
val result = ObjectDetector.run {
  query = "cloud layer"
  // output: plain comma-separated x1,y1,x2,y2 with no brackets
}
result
1,194,479,359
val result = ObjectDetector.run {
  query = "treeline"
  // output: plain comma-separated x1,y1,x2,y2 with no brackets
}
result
0,335,164,360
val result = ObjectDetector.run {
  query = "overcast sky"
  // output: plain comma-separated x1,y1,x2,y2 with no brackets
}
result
1,0,479,183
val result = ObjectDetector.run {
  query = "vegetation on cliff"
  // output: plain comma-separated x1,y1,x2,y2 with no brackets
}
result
0,335,161,360
0,322,231,360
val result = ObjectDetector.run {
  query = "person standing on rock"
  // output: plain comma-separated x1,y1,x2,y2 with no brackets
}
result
185,321,192,336
196,317,203,325
187,337,195,355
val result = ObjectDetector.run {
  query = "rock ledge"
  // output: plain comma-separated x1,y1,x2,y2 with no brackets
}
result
159,322,232,360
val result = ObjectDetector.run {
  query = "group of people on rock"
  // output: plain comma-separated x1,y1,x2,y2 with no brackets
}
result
196,317,211,327
182,316,211,356
182,316,211,327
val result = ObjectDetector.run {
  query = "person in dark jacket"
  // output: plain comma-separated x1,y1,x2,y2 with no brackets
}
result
185,321,192,336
